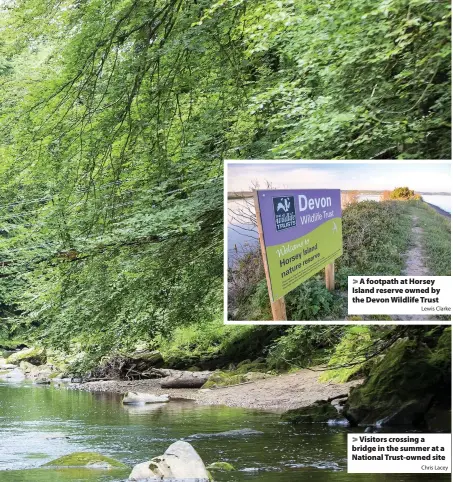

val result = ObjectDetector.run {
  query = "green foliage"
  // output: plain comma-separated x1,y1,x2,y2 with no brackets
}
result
157,319,284,369
429,327,451,374
232,278,271,321
267,326,344,370
65,350,104,377
284,278,342,320
235,360,267,374
389,186,421,200
236,276,342,322
224,0,451,159
1,0,226,357
157,320,252,367
320,326,378,383
0,1,450,356
0,339,27,350
228,249,265,319
336,200,412,288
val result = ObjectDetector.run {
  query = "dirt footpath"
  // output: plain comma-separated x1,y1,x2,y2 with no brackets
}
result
73,369,362,413
394,214,434,321
402,215,430,277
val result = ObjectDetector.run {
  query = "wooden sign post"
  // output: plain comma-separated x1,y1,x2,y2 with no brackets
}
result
253,190,287,320
252,188,342,321
325,263,335,291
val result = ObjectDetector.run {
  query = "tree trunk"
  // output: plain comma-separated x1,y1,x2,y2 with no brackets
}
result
159,370,211,389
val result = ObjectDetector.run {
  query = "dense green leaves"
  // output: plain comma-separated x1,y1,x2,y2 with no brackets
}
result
227,0,451,159
0,0,450,358
0,0,229,354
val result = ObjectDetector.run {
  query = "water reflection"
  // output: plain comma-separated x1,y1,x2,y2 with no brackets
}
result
0,382,450,482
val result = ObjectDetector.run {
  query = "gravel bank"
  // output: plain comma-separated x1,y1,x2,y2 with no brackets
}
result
71,369,362,412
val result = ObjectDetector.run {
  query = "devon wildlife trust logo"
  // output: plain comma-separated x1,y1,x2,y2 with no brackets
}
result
273,196,296,232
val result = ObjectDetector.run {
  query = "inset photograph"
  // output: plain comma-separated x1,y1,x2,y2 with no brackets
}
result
226,161,451,322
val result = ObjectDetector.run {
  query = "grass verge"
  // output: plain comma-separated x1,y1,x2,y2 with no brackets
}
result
408,201,451,276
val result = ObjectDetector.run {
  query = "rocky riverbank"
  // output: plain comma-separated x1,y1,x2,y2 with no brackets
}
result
0,345,361,412
0,346,63,383
72,369,362,412
72,329,451,430
282,329,451,432
1,327,450,428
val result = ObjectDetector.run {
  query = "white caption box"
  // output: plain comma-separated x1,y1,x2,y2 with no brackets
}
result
348,276,452,315
348,433,452,473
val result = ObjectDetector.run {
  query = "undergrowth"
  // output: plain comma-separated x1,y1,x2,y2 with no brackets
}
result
267,325,345,370
335,200,412,289
157,319,286,369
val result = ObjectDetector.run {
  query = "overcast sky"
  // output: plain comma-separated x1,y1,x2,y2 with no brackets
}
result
227,162,451,193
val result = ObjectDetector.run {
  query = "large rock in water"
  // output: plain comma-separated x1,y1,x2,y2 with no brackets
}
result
0,367,25,381
281,400,344,424
343,330,451,428
43,452,127,469
128,441,210,481
123,392,169,404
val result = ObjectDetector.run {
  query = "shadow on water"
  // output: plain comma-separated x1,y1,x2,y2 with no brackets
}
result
0,382,450,481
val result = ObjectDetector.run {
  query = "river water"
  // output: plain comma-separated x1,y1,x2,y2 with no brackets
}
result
0,381,450,482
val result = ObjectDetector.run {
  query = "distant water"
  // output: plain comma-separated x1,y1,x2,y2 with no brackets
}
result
228,199,258,266
423,194,451,213
357,194,381,202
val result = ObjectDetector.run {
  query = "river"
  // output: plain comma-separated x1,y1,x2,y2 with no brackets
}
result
0,381,450,482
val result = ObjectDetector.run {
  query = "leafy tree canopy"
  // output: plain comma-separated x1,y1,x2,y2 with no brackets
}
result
0,0,450,358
